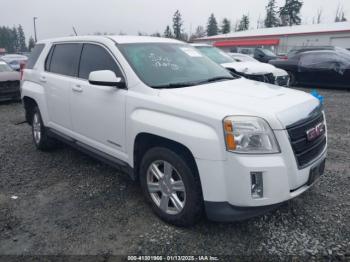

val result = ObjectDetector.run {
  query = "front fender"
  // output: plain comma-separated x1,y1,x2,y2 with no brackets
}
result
127,109,225,165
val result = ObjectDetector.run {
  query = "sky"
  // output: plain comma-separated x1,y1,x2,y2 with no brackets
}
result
0,0,349,41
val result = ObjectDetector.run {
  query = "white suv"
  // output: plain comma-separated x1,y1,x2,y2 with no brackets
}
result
21,36,327,226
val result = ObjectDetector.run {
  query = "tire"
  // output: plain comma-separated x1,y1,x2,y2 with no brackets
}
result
31,106,56,150
139,147,203,227
288,71,297,87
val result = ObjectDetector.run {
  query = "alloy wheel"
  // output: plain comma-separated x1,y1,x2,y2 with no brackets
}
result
146,160,186,215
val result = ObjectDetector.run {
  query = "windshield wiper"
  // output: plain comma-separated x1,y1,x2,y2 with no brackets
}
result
151,76,235,89
152,81,202,89
202,76,235,83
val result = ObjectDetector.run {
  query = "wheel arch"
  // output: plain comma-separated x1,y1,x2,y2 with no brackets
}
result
133,133,200,183
23,96,38,125
21,81,49,125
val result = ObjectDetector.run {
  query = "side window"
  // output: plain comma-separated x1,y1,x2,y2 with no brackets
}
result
49,43,82,77
78,44,122,80
26,44,45,69
299,52,338,69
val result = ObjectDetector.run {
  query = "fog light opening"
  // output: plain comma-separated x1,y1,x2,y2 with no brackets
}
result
251,172,263,199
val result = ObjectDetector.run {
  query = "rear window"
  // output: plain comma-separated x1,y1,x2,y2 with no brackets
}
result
48,43,82,77
26,44,45,69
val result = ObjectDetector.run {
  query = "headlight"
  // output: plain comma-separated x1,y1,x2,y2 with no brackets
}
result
223,116,280,154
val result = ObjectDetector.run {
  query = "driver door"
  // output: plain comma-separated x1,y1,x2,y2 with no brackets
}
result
69,43,127,160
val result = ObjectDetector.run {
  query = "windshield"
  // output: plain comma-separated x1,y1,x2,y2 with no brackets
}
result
0,62,12,72
195,46,234,64
119,43,234,88
259,48,276,57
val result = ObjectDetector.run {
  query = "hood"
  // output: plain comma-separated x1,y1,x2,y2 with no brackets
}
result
0,71,20,81
159,78,319,129
221,61,278,75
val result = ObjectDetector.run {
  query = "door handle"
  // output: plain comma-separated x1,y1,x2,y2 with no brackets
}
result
72,84,83,93
39,76,47,83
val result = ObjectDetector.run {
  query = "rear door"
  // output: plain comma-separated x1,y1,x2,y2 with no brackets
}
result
43,43,82,132
69,43,127,159
298,52,335,86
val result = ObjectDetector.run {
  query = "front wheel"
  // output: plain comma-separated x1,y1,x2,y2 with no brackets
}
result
288,71,297,87
139,147,203,227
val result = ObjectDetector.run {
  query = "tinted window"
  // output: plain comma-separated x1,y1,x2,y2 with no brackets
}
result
78,44,121,79
300,52,339,69
26,44,44,69
49,43,82,77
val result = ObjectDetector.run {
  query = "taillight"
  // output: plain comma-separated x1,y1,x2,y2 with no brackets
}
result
20,61,26,80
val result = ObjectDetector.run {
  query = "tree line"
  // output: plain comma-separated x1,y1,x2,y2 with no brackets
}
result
0,25,35,53
155,0,348,41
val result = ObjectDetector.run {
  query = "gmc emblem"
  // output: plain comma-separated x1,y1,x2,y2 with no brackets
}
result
306,122,325,141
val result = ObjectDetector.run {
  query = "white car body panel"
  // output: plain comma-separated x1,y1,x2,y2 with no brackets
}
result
21,36,327,218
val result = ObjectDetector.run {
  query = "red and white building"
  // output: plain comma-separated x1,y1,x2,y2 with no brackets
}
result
195,22,350,54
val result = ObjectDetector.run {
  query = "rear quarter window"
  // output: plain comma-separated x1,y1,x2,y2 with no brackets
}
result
26,44,45,69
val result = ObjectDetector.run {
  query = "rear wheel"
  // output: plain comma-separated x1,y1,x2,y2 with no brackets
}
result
139,147,203,226
31,107,56,150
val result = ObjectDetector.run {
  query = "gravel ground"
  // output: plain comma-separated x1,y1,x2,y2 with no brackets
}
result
0,88,349,260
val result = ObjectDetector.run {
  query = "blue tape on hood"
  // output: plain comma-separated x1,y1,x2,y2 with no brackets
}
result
311,89,324,104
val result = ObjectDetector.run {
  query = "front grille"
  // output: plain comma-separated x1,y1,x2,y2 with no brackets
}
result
245,73,275,84
286,113,326,168
0,81,20,93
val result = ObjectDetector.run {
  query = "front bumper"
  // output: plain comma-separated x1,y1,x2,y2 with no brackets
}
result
205,201,285,222
196,128,327,221
275,75,290,87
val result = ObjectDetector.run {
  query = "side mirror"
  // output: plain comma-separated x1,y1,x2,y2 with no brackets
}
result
88,70,126,89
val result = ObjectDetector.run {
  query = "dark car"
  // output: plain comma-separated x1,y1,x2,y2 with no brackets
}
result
269,48,350,88
253,48,277,63
0,60,21,101
287,46,335,58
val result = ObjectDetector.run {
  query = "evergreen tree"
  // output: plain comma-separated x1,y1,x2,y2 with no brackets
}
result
28,36,35,51
151,32,161,37
172,10,184,40
17,25,27,52
163,25,173,38
220,18,231,34
237,15,250,31
207,13,218,36
279,0,303,26
11,26,20,53
265,0,280,28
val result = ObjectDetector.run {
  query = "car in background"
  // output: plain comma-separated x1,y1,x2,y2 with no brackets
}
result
269,48,350,88
253,48,278,63
229,53,290,86
1,54,28,71
287,46,335,59
0,61,21,101
192,44,289,86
